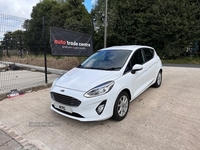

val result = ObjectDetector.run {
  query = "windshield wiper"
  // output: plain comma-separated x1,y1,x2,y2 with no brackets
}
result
104,67,121,70
79,67,103,70
78,66,121,70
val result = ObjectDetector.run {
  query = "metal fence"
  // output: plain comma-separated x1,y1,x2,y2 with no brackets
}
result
0,13,62,98
0,13,26,37
0,13,25,57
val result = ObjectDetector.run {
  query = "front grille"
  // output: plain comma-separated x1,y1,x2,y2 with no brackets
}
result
51,92,81,107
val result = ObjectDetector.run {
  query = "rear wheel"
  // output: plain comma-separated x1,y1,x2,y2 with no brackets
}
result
113,91,130,121
152,71,162,88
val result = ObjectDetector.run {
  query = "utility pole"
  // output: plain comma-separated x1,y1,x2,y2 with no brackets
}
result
104,0,108,48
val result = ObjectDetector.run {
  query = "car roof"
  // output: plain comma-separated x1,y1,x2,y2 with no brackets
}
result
99,45,154,51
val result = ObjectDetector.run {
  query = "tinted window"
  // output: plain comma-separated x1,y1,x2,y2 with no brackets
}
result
124,49,144,73
132,50,144,65
143,48,154,62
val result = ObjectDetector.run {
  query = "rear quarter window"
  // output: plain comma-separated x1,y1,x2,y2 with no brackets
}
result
143,48,154,62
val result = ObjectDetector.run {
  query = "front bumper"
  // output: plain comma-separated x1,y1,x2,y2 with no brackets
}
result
50,86,117,121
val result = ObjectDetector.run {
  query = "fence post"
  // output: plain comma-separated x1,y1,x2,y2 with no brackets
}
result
19,34,22,58
5,36,9,57
34,30,38,56
43,16,48,84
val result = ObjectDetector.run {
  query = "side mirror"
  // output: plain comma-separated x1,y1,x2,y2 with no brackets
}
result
131,64,143,74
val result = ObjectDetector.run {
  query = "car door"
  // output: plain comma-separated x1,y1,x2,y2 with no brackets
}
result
142,48,158,84
123,49,147,100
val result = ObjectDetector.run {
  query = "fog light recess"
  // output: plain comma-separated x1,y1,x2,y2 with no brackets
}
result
96,100,107,115
51,92,55,100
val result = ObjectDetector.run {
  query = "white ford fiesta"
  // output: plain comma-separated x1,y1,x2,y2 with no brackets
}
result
50,45,162,121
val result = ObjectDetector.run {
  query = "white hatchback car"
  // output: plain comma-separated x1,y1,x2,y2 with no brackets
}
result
50,45,162,121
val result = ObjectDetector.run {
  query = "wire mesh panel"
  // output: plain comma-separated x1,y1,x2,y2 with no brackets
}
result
0,69,59,94
0,13,61,96
0,13,26,34
0,13,27,58
0,13,80,97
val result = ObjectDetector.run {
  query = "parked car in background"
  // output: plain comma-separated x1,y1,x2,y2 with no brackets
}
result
50,45,162,121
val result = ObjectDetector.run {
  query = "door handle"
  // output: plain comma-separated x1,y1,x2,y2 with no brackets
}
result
144,67,149,71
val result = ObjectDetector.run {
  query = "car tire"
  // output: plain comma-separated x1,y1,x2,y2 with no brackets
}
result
152,70,162,88
113,91,130,121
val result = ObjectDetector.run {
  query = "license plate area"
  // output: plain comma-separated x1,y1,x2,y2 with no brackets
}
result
54,102,72,113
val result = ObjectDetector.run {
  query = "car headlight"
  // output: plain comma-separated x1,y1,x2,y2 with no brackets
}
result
84,81,114,98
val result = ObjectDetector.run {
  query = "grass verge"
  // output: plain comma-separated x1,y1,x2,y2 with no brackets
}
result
162,57,200,64
1,55,81,70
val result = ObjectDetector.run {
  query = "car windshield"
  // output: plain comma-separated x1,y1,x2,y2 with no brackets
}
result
78,50,132,70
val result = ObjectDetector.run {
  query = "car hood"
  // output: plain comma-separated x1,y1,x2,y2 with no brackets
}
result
54,67,121,92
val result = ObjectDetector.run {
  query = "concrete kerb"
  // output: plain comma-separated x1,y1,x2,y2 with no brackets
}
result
0,83,52,101
0,63,7,71
0,61,67,75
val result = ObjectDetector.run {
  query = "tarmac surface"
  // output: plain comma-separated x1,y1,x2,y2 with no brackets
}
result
0,66,200,150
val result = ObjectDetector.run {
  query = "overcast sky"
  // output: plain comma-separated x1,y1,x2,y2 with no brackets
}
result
0,0,95,19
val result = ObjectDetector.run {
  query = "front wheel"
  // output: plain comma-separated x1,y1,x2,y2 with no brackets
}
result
152,71,162,88
113,91,130,121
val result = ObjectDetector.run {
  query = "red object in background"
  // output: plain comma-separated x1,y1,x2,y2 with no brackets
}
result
6,89,24,98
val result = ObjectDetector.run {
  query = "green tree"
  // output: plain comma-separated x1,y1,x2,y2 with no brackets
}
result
145,0,200,58
64,0,92,34
92,0,200,58
0,30,25,56
50,2,68,28
1,31,22,50
28,0,58,54
91,0,116,50
23,0,92,54
22,19,30,30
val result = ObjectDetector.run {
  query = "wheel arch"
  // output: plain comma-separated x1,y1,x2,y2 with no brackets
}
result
112,88,131,115
120,88,131,101
112,88,131,121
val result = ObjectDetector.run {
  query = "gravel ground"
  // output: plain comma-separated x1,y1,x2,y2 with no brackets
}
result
0,66,200,150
